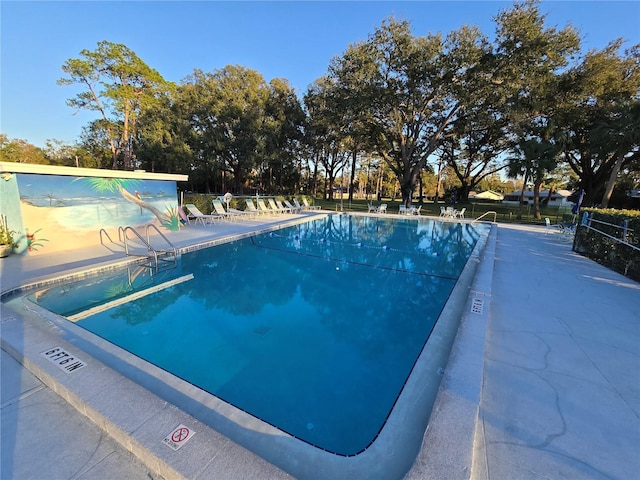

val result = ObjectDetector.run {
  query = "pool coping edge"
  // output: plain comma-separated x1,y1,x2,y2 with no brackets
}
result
1,215,496,480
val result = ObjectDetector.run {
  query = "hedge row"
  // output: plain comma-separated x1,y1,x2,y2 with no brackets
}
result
573,208,640,282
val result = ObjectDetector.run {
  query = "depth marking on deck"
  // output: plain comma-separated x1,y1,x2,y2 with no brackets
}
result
163,424,195,451
471,298,484,315
41,347,86,373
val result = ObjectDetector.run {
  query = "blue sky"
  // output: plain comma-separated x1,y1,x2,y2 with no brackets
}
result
2,1,639,149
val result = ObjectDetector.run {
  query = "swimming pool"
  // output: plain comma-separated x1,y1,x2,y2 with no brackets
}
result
22,214,488,473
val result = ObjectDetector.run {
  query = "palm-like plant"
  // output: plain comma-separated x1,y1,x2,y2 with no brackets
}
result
0,215,16,256
75,177,175,229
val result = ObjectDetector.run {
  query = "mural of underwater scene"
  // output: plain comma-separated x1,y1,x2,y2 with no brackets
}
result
16,173,181,255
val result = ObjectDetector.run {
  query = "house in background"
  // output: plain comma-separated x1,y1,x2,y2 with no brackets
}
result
469,190,504,201
502,189,573,207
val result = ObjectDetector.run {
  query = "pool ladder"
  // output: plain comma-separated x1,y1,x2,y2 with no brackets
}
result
100,224,178,272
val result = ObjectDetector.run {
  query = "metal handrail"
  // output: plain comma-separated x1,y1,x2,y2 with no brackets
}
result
99,228,121,247
582,214,640,253
100,225,178,274
145,224,177,259
472,211,497,224
120,226,159,269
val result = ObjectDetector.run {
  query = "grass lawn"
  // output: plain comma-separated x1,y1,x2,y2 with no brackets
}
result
313,197,575,226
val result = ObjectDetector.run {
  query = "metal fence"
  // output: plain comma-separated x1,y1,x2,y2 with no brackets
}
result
580,212,640,253
574,211,640,281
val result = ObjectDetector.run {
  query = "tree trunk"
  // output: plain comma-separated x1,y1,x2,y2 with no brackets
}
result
311,156,319,197
532,179,543,219
122,102,132,170
399,177,413,206
117,186,169,223
348,150,357,201
600,153,624,208
376,163,384,200
325,168,334,200
434,159,444,203
457,183,471,202
517,169,530,220
107,126,119,170
545,187,554,205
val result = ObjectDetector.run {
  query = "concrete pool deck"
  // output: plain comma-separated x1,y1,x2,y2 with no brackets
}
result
1,215,639,479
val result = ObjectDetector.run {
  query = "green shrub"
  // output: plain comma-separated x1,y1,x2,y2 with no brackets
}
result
574,208,640,282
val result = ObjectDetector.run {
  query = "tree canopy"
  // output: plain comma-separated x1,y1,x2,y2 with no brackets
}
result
58,40,170,170
4,0,637,208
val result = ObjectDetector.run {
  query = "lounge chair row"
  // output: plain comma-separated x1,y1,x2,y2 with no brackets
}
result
440,206,466,219
399,205,421,215
367,203,388,214
545,217,576,235
183,197,321,225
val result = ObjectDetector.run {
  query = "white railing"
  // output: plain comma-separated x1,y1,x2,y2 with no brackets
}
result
98,225,178,271
471,211,497,224
581,213,640,253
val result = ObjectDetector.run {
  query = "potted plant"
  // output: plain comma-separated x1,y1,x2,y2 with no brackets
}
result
0,214,16,258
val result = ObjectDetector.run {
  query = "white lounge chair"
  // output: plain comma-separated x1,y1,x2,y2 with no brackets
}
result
268,198,287,214
275,198,293,213
399,205,419,215
211,198,235,221
184,204,222,225
212,198,249,221
301,198,321,210
544,217,576,235
377,203,387,214
545,217,565,234
231,206,257,218
283,199,302,213
456,207,466,218
245,198,267,216
368,203,378,213
560,222,577,235
257,198,277,214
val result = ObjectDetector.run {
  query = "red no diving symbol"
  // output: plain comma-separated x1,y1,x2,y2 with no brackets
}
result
171,427,190,443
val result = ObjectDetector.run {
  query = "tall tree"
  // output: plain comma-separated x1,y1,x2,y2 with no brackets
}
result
77,121,116,169
495,0,580,217
135,85,194,174
0,135,47,164
59,41,169,170
506,134,558,219
43,139,94,167
592,100,640,208
261,78,306,193
441,101,510,201
328,18,492,206
555,40,640,206
180,66,271,193
436,22,510,202
304,77,349,200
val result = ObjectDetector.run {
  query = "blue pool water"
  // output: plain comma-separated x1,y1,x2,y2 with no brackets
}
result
29,214,485,455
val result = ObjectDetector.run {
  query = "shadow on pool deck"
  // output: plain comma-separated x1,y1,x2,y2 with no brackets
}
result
2,216,639,479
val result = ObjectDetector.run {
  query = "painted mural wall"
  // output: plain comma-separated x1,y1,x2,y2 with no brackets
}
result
0,164,187,256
